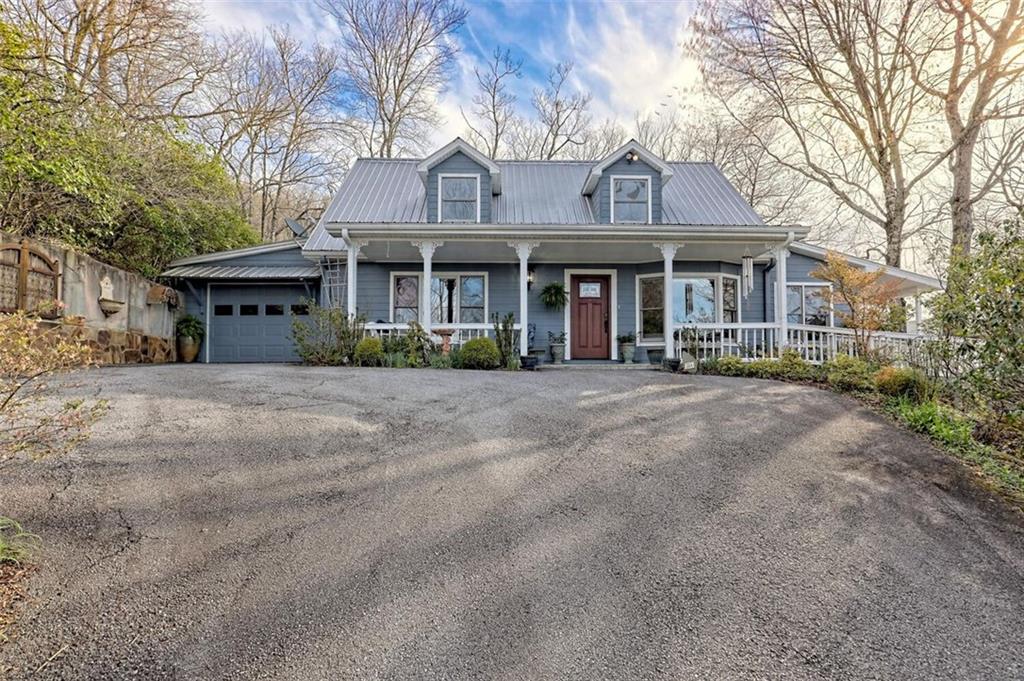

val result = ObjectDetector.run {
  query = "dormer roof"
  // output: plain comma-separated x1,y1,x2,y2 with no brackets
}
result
415,137,502,194
581,139,674,195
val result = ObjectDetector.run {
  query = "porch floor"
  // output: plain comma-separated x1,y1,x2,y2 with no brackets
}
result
539,360,657,371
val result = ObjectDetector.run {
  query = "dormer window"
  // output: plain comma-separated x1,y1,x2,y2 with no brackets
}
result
439,175,479,223
611,176,651,224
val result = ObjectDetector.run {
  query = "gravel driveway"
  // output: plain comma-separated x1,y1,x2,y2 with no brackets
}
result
2,365,1023,680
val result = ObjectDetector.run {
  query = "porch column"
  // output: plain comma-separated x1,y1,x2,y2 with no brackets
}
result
345,240,366,317
509,241,539,357
913,293,924,335
775,246,789,354
655,243,682,359
413,241,443,332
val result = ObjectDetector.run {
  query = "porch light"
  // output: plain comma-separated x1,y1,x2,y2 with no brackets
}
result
527,267,536,290
625,151,639,163
741,251,754,297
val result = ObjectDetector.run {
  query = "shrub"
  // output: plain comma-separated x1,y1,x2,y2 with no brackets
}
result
823,355,875,392
777,348,815,381
381,333,408,355
457,337,501,370
746,359,781,379
291,302,365,366
353,337,385,367
492,312,519,369
715,355,746,376
429,352,453,369
403,322,433,367
874,366,930,401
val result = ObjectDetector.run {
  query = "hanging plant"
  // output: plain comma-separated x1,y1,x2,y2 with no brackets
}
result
539,281,569,310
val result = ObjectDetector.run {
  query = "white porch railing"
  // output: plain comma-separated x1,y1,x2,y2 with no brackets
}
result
364,322,520,347
674,322,933,365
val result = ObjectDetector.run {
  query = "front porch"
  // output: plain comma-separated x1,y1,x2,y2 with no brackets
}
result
329,230,938,365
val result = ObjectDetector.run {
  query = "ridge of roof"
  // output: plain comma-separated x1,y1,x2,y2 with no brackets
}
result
353,157,720,165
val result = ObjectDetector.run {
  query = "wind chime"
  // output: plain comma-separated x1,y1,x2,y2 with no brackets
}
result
741,249,755,298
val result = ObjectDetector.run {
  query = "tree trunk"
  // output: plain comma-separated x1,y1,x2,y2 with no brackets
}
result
949,135,978,257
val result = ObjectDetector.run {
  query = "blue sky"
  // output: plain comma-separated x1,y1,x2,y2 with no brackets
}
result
202,0,702,146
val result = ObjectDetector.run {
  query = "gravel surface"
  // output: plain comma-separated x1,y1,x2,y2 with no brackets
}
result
1,364,1023,680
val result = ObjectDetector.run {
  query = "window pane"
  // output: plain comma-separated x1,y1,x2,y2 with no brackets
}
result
459,276,484,307
460,307,485,324
431,277,456,324
265,304,284,316
394,307,418,324
614,202,647,223
290,304,309,316
579,282,601,298
786,286,803,324
395,276,419,307
240,304,258,316
805,286,829,326
442,177,476,200
214,304,233,316
641,309,663,340
674,278,716,323
722,278,738,324
614,178,647,201
441,200,476,222
640,277,662,309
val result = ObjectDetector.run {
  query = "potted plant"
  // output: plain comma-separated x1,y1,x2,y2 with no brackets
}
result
646,346,664,365
176,315,204,363
539,281,569,311
548,331,566,364
617,332,636,364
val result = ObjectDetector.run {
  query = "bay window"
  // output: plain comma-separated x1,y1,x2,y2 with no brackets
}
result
637,273,741,343
786,283,831,326
392,273,487,324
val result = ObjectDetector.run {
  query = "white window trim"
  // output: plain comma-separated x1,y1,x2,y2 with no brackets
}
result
388,271,489,323
781,281,835,327
563,268,618,361
610,175,652,225
437,174,481,224
634,272,743,346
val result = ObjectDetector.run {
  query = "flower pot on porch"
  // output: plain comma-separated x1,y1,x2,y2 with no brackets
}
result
646,348,664,365
520,355,539,371
619,342,636,364
178,336,200,363
549,342,565,364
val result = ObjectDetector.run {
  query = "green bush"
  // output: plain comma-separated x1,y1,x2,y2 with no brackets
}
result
745,358,781,379
429,352,453,369
874,366,930,401
291,302,365,366
715,355,746,376
457,337,501,370
353,337,385,367
777,348,816,381
823,355,875,392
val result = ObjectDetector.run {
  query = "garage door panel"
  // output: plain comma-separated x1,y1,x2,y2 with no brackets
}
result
209,284,310,363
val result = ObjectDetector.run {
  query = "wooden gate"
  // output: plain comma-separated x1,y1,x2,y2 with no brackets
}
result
0,239,60,317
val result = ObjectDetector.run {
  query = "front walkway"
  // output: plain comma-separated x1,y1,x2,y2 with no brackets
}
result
2,366,1022,679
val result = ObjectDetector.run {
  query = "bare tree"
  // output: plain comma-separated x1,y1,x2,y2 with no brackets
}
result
576,118,627,160
196,28,352,240
691,0,955,267
460,46,522,157
7,0,218,120
318,0,467,157
508,62,593,160
900,0,1024,256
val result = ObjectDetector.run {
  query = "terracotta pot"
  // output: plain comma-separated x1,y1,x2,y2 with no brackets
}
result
178,336,200,363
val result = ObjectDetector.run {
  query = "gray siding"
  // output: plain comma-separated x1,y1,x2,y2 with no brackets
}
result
426,151,492,223
592,156,663,224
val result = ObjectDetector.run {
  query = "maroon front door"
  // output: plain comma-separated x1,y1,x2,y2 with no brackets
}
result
570,275,610,359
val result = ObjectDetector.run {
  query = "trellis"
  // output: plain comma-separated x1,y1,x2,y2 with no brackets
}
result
0,239,61,318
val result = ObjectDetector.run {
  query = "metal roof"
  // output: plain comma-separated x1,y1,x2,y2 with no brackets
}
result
160,265,320,279
319,158,765,226
302,219,348,253
167,240,302,266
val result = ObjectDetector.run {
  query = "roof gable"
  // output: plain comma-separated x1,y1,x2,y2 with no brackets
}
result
416,138,501,194
582,140,674,195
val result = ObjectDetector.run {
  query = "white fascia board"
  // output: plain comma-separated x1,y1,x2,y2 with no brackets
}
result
789,241,942,291
415,137,501,194
325,223,812,241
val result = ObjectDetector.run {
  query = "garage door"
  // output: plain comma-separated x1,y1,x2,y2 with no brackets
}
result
209,284,311,362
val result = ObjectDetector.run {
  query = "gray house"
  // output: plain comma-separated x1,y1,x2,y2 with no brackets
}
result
161,138,941,363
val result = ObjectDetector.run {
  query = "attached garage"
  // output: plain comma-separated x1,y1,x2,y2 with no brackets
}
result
208,284,310,363
161,241,324,363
